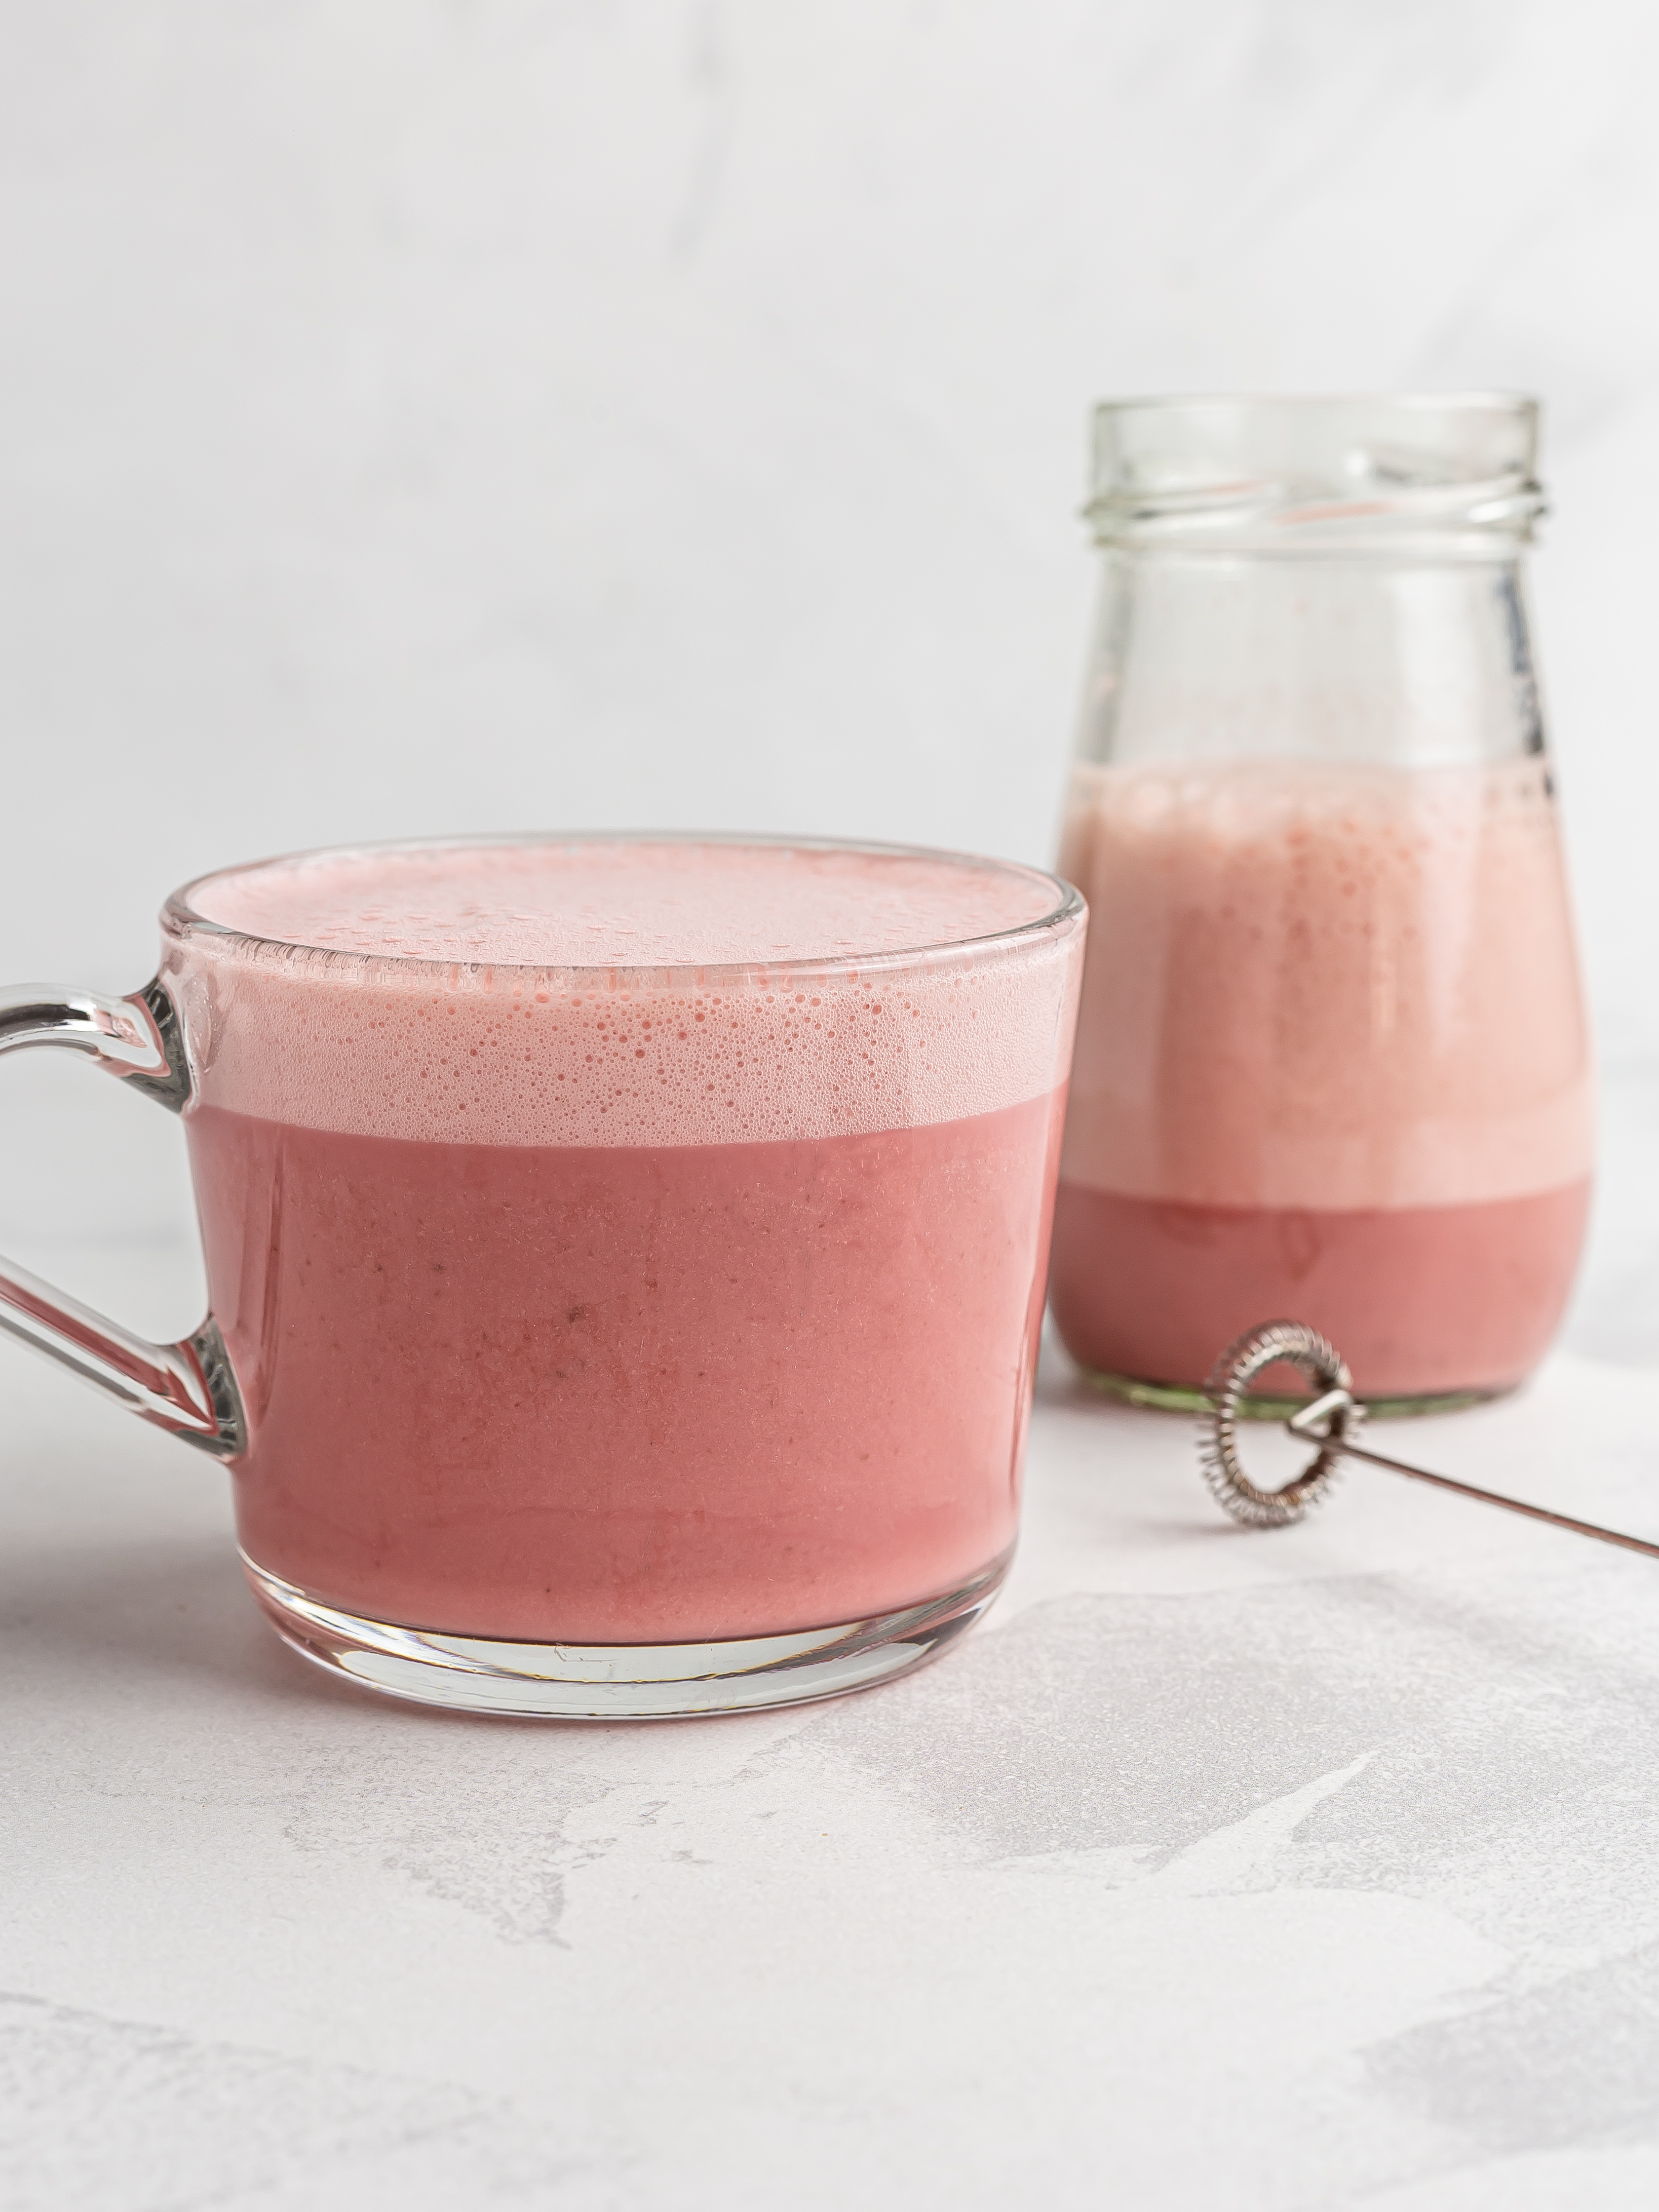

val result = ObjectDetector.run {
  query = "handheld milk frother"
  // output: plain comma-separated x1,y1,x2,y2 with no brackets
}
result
1200,1321,1659,1560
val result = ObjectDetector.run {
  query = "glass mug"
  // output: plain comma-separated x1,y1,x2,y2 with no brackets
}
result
1049,393,1593,1412
1,834,1084,1715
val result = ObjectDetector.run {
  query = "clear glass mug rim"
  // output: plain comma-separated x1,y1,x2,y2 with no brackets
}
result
163,828,1087,986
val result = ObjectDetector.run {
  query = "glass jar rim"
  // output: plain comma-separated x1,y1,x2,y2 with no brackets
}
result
1086,391,1545,552
163,830,1086,984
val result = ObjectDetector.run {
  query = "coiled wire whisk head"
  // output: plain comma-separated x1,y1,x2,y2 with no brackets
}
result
1200,1320,1362,1527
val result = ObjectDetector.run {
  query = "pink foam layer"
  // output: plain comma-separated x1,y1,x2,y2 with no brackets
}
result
1059,756,1592,1210
187,839,1060,967
166,841,1083,1147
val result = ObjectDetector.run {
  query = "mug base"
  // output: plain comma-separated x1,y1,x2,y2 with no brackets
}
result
241,1550,1012,1719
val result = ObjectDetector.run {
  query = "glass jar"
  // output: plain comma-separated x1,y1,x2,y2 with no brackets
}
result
1049,394,1593,1412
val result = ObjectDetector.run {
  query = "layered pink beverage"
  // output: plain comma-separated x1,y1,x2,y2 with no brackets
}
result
1050,758,1593,1400
170,839,1081,1643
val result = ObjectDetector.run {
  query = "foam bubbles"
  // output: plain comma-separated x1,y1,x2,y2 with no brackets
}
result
187,840,1061,967
166,841,1084,1146
1059,755,1592,1208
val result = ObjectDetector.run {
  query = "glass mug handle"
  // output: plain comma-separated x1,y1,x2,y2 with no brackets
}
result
0,979,244,1457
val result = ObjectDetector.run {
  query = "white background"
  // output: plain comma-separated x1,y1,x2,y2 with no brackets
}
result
2,0,1657,1342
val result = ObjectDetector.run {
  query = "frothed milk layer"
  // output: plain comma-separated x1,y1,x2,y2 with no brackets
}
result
168,840,1081,1147
191,840,1060,966
1059,756,1592,1210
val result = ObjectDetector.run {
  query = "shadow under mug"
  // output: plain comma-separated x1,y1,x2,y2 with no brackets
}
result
0,834,1084,1717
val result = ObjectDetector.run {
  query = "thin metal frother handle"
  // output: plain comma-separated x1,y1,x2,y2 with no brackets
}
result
1201,1321,1659,1560
1314,1419,1659,1561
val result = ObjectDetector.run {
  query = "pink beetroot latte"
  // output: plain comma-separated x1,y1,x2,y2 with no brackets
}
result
168,839,1083,1643
1051,758,1592,1401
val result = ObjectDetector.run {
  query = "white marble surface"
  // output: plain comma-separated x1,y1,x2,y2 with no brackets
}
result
6,1235,1659,2209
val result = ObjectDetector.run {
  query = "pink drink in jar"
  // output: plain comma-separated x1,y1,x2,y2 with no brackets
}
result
1048,395,1592,1409
1051,756,1591,1400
